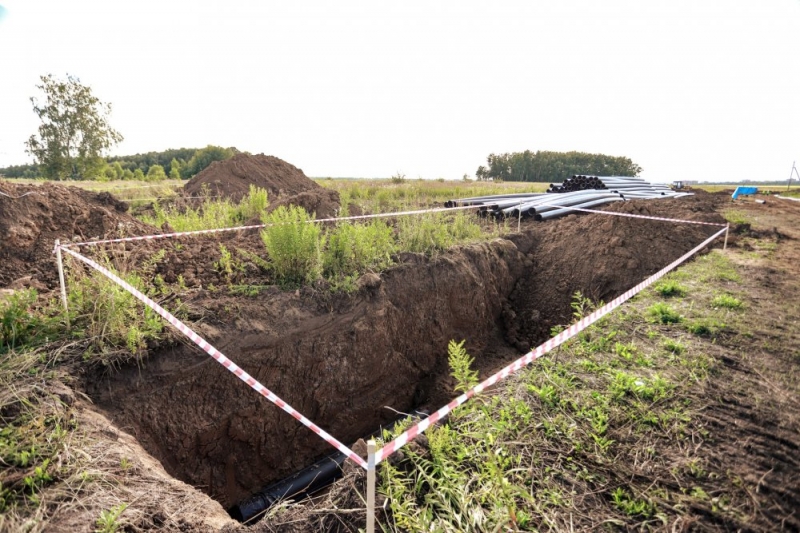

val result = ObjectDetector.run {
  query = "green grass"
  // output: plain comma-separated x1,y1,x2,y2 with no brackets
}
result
139,185,269,231
647,302,682,324
373,248,757,531
711,294,744,310
654,280,687,298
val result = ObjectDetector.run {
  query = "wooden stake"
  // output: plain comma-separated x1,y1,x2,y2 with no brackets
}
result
55,240,69,327
367,440,376,533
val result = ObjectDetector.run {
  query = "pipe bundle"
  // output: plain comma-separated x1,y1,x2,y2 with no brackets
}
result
446,176,691,222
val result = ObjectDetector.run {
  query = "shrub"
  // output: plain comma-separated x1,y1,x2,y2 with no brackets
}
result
261,205,324,285
236,185,268,221
323,220,396,280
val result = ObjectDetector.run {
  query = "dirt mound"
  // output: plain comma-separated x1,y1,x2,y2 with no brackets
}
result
0,180,157,289
183,154,340,218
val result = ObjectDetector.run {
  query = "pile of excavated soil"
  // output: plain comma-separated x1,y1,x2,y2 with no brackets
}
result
183,154,340,218
87,192,729,510
0,181,157,289
505,191,728,348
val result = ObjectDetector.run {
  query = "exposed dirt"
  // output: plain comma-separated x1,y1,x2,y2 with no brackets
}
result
5,181,799,531
183,154,340,218
83,192,730,513
0,180,157,289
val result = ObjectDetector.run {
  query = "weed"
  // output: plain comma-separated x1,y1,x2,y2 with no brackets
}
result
448,340,478,393
96,503,128,533
722,210,751,226
654,280,687,298
67,260,162,359
647,302,682,324
711,294,743,310
663,338,685,355
260,205,324,285
323,220,395,284
0,289,43,353
611,487,656,517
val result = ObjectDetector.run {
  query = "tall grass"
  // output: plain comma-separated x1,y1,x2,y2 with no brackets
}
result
260,205,324,285
139,185,269,231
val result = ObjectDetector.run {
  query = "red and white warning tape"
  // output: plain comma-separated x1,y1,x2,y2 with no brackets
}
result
60,205,480,249
533,204,727,227
374,225,728,463
58,246,368,470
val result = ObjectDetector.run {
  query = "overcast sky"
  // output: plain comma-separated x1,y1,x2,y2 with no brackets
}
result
1,1,798,182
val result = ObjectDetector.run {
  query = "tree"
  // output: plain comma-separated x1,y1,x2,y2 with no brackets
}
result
25,74,123,180
146,164,167,181
169,158,182,180
477,150,642,183
182,145,236,178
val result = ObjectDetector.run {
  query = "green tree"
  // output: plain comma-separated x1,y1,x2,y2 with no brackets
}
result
146,164,167,181
25,74,123,180
169,158,182,180
478,150,642,182
133,168,145,181
182,145,235,178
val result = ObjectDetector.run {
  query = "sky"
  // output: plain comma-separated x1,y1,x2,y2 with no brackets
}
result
0,1,798,182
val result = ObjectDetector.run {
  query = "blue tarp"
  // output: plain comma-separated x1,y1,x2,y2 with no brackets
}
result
732,186,758,200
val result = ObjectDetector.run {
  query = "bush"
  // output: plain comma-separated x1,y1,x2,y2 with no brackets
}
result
323,220,396,280
261,205,324,285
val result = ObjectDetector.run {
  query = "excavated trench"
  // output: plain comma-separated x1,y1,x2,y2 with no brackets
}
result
85,197,726,511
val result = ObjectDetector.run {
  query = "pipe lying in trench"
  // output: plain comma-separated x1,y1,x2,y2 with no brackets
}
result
229,411,428,524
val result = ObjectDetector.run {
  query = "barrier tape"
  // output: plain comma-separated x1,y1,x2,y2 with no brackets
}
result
60,204,480,249
375,225,728,463
58,246,369,470
530,203,727,227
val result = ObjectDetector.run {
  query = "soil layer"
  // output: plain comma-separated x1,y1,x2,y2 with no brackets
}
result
86,193,727,510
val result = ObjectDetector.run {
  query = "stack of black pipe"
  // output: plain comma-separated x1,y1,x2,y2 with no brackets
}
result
547,175,607,193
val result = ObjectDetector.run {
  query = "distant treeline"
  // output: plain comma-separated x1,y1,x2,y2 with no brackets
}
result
0,145,238,181
476,150,642,182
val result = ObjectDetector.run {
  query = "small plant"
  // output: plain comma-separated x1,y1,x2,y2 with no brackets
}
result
96,503,128,533
663,338,685,355
647,302,682,324
711,294,743,310
0,289,41,353
528,383,559,408
610,487,656,517
654,280,687,298
448,340,478,393
571,291,598,320
260,205,324,285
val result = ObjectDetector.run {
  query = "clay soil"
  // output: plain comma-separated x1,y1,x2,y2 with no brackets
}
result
2,183,799,532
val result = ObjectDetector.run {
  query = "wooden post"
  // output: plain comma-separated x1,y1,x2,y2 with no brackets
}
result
366,440,376,533
55,240,69,327
723,224,730,250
